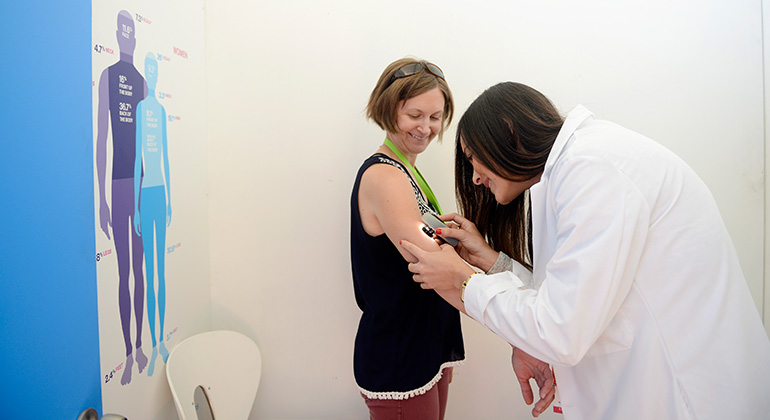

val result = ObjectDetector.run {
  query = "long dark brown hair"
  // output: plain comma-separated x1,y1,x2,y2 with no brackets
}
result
455,82,563,268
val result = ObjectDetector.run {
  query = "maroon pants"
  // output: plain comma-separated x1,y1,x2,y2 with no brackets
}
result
362,367,452,420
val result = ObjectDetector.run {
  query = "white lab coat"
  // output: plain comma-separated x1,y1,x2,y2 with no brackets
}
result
464,106,770,420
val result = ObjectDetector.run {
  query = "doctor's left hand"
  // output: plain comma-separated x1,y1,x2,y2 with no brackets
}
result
401,239,475,291
512,346,555,417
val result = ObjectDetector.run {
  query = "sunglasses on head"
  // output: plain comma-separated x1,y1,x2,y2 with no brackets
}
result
386,62,445,88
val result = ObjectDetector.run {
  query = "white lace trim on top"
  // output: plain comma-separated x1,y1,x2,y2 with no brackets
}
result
358,360,465,400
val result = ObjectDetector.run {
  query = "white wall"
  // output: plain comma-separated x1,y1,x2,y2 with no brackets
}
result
205,1,765,419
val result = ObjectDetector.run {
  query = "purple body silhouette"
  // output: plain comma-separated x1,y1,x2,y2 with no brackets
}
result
95,10,149,386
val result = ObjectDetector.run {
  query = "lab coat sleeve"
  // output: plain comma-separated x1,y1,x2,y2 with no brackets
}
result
464,155,650,366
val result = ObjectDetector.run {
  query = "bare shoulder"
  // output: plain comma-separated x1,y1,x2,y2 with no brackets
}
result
359,159,421,217
360,159,412,193
357,156,442,258
358,158,420,233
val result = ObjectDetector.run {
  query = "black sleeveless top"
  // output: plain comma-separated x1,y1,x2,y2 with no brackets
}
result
350,154,464,399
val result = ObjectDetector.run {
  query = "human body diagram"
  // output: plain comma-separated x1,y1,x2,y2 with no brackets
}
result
95,10,148,386
134,52,172,376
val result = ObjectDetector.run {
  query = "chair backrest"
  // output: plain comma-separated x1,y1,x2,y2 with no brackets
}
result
166,330,262,420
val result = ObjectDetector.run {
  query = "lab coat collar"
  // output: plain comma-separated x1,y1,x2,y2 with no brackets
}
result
542,105,594,177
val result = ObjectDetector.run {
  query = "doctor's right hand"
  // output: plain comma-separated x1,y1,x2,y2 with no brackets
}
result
436,213,499,272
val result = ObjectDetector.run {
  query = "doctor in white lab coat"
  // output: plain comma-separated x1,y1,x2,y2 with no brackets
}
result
401,82,770,420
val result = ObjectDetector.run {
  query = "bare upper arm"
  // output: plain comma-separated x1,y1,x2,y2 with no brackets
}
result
358,163,442,262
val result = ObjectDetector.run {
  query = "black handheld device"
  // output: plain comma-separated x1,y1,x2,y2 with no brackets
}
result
421,213,459,247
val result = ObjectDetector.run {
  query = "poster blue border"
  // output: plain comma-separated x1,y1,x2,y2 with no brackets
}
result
0,1,102,418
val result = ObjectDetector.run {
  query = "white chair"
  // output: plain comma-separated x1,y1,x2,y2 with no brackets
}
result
166,330,262,420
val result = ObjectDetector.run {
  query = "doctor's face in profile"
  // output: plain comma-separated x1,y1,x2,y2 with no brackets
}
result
461,137,540,205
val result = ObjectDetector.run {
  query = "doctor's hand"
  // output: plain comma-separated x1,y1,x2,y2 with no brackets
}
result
512,346,555,418
400,239,475,291
437,213,499,272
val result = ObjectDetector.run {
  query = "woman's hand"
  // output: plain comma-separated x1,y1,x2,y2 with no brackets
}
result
400,240,475,291
436,213,499,272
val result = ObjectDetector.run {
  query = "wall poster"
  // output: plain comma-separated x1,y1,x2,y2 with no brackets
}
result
92,1,209,417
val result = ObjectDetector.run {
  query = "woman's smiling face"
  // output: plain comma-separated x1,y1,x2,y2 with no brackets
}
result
388,87,445,160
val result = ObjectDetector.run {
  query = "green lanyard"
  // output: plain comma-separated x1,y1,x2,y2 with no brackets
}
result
384,138,443,214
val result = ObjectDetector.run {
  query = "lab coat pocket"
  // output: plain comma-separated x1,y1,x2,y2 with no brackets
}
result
584,311,634,359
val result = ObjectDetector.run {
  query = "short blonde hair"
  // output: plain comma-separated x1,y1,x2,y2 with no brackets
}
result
366,57,454,140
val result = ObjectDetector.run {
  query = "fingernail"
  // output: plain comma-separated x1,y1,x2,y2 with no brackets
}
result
435,228,442,234
399,240,402,245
